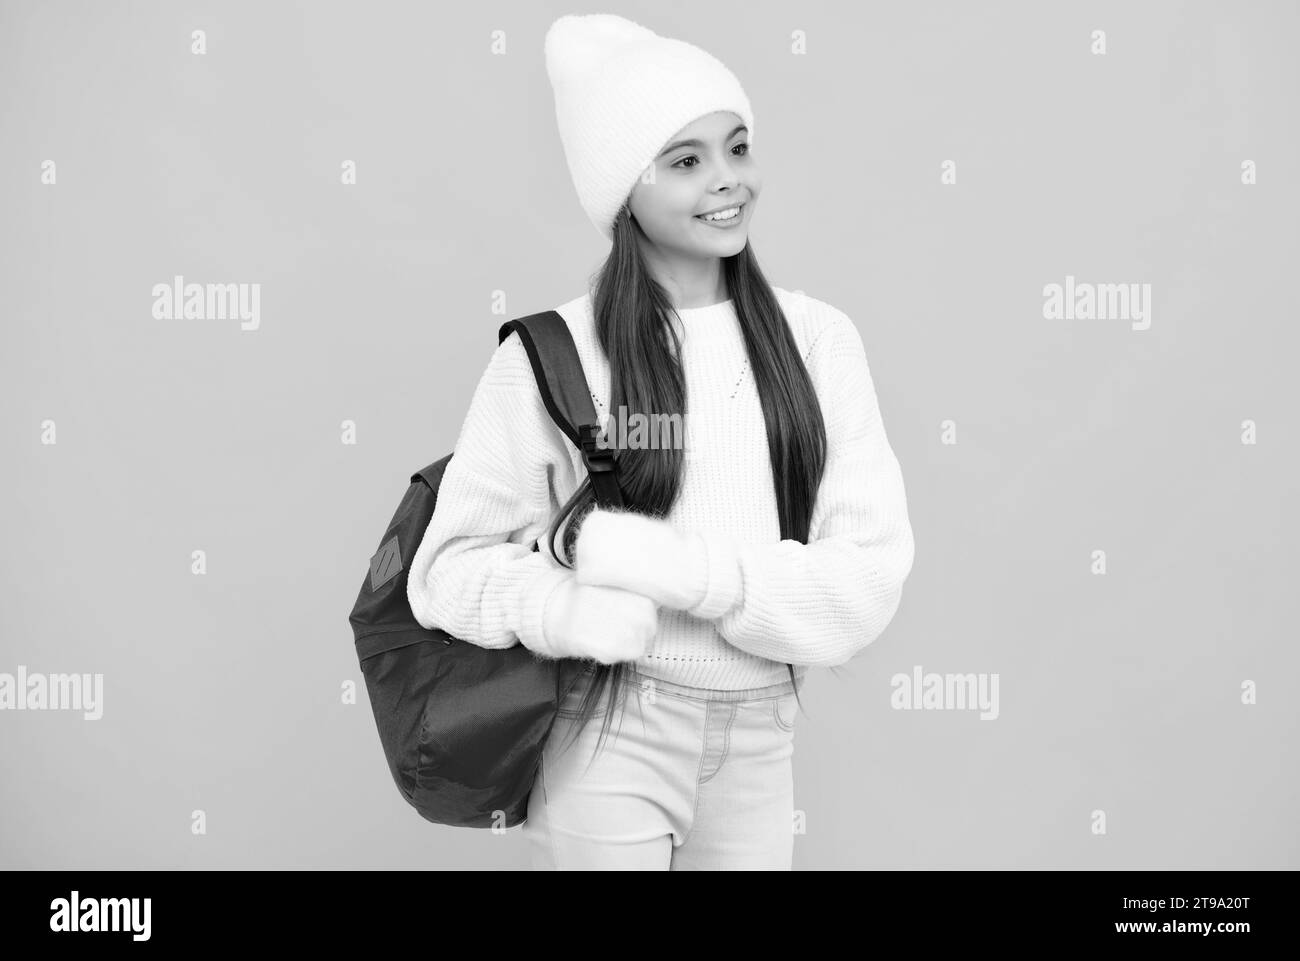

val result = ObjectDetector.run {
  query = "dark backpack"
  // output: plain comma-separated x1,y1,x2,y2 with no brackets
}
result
348,310,624,829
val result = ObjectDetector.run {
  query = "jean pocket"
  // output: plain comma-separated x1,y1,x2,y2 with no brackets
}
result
556,670,605,718
772,692,797,732
555,689,588,719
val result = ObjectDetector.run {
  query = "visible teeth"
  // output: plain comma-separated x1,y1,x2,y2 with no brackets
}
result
701,205,740,221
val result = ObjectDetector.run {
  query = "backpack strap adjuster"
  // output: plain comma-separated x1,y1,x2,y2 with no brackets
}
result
578,423,614,471
577,423,623,508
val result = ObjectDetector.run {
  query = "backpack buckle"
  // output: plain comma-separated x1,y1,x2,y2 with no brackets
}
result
577,423,616,475
577,422,624,509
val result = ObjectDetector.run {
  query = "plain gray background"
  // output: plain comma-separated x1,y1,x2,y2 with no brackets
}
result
2,0,1296,869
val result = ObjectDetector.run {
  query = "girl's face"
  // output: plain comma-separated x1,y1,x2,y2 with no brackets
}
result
627,110,761,261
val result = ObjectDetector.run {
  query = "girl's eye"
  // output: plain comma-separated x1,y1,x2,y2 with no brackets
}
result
672,143,749,169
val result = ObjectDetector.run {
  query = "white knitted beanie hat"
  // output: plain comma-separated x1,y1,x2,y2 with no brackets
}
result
544,13,756,242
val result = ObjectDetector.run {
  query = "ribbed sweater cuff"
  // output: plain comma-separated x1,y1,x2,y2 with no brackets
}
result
513,565,573,658
685,530,744,621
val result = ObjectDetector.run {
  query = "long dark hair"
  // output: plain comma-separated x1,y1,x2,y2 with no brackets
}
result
545,204,827,767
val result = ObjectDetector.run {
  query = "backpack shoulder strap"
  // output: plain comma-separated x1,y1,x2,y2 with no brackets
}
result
497,311,623,509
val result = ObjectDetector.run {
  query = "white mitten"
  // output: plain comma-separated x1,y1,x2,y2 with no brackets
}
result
574,508,708,611
527,571,658,664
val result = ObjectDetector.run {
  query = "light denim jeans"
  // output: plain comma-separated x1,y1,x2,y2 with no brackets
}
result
523,663,798,870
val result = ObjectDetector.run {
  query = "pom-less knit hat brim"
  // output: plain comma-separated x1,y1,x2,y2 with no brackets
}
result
545,13,755,242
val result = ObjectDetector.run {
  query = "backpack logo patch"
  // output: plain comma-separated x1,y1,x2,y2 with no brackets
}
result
369,535,403,591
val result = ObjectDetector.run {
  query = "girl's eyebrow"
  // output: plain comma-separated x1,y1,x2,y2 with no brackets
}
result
657,124,748,158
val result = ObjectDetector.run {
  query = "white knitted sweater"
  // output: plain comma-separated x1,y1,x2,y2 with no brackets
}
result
407,286,915,690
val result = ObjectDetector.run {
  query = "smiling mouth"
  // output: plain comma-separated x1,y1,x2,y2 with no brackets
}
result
695,202,746,223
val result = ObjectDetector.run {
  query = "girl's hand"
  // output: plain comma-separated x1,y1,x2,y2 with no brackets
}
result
573,508,708,612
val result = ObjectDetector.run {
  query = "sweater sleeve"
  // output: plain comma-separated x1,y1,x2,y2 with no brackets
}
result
406,331,574,651
684,312,916,667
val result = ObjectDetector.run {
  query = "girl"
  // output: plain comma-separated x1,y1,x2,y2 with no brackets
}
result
407,13,915,870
